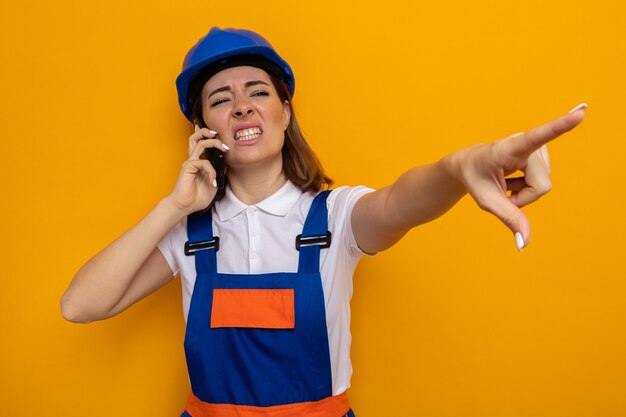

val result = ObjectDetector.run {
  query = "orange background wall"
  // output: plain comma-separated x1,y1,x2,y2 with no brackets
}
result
1,0,624,416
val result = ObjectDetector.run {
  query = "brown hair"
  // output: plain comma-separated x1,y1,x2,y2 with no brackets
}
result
190,72,333,200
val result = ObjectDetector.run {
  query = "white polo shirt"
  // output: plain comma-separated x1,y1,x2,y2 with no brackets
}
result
157,180,374,396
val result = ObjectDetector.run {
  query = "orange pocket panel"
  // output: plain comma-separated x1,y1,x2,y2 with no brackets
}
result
211,289,295,329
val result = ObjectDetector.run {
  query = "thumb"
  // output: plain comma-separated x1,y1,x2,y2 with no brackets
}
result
480,192,531,251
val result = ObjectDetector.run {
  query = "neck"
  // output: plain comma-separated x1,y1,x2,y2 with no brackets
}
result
227,162,288,205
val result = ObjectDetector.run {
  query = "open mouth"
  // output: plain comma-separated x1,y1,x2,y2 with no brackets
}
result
235,127,263,141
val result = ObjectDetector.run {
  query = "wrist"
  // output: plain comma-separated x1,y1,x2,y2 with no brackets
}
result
157,196,192,223
439,150,465,186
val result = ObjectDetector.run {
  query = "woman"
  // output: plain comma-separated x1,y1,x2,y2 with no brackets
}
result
61,27,586,417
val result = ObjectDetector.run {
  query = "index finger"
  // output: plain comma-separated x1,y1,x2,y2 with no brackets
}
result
189,138,229,160
188,126,219,156
505,103,587,158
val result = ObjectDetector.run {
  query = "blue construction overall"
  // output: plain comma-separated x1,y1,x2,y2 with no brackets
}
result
181,191,356,417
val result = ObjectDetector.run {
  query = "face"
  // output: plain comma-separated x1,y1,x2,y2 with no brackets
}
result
200,66,291,171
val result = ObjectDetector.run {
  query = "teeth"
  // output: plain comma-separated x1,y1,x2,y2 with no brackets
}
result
235,127,262,141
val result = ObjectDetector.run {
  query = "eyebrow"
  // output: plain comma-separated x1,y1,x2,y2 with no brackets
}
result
207,80,271,99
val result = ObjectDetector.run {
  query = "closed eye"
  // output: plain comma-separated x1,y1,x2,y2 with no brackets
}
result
210,98,230,107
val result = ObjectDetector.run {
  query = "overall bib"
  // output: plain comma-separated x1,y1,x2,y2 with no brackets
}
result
181,191,355,417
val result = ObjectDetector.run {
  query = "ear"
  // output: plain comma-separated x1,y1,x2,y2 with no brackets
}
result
282,100,291,131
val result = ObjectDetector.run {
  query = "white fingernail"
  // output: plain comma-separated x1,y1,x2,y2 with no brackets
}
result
221,143,230,150
568,103,588,113
194,124,200,132
212,179,218,188
208,129,218,135
515,232,525,252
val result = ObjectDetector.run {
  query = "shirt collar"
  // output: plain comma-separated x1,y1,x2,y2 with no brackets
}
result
214,180,303,221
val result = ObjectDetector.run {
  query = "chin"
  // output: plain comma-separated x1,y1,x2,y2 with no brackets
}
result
227,153,283,170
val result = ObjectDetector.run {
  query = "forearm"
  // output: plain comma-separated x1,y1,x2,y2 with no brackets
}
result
61,197,185,321
353,155,467,253
62,131,225,322
386,156,467,230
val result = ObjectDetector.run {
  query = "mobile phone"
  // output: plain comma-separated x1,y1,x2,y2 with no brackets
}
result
207,147,226,190
196,119,226,190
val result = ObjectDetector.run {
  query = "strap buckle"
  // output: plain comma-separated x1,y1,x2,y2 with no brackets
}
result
295,231,332,251
184,237,220,256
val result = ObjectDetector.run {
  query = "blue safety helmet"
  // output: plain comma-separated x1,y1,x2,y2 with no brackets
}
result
176,27,295,122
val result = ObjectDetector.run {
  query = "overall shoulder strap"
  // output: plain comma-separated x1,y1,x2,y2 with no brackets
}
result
186,208,218,275
297,190,331,274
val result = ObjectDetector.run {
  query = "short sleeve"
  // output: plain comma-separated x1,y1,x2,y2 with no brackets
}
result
157,222,182,277
327,185,376,257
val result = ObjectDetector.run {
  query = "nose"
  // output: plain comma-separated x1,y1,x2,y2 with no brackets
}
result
232,96,254,118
